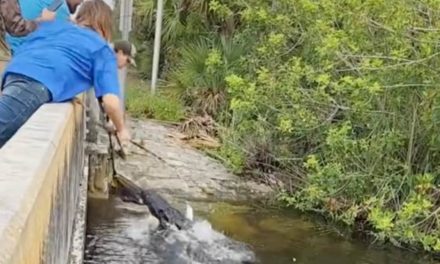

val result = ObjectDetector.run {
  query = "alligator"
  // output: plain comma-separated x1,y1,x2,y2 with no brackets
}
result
112,174,191,230
112,174,257,264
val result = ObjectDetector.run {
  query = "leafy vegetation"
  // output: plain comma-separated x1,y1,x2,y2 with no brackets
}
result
133,0,440,253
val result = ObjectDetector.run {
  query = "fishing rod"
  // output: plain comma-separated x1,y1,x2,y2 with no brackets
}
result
96,115,183,177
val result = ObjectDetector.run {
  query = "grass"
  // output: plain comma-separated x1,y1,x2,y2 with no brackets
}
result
125,73,186,122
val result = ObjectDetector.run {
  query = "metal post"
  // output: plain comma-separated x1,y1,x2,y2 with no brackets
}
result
118,0,133,113
119,0,132,40
151,0,164,94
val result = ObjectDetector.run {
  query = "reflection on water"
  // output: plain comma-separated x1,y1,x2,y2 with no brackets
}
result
84,198,440,264
84,198,159,264
203,202,439,264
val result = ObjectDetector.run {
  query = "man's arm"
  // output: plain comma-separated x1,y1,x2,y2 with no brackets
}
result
93,47,130,143
1,0,36,36
101,94,131,143
101,94,124,132
0,0,55,37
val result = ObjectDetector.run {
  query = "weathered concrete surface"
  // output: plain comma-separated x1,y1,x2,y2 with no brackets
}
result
0,98,85,264
86,130,112,199
115,119,273,202
85,89,113,199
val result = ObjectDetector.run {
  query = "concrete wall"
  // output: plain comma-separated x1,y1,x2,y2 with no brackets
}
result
85,90,113,199
0,98,86,264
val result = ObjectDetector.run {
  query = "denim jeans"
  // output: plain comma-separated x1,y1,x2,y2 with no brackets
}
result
0,73,51,148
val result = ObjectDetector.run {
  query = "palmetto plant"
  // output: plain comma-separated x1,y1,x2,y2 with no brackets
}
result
167,35,246,116
134,0,210,43
134,0,247,116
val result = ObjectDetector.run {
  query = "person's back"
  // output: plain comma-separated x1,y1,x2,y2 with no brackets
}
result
6,0,70,53
6,20,119,102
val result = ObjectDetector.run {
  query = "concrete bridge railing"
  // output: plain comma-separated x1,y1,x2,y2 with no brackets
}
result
0,96,87,264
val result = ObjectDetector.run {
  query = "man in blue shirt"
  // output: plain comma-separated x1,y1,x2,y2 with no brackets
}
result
0,0,130,148
6,0,71,54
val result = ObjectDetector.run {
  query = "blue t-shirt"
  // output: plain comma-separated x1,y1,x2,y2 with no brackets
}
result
3,21,120,102
6,0,71,52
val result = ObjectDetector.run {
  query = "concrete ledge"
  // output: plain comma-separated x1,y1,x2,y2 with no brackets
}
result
68,155,88,264
0,98,85,264
85,89,112,199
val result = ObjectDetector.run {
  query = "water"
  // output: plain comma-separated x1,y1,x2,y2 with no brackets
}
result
84,198,256,264
84,197,439,264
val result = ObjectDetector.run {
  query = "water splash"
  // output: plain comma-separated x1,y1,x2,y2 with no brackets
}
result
85,199,257,264
185,202,194,221
150,219,257,264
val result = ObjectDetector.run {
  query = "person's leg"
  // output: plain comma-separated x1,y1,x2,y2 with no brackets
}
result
0,74,51,147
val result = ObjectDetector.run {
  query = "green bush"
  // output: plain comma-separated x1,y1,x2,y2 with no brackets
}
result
228,0,440,251
133,0,440,252
133,41,153,80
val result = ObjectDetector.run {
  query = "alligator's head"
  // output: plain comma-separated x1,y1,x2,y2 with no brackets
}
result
112,175,144,205
140,190,192,230
113,175,192,230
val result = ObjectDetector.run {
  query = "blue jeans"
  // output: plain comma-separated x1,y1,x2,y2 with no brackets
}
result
0,73,51,147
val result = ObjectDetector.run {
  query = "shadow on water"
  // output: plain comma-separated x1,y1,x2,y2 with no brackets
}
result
84,197,440,264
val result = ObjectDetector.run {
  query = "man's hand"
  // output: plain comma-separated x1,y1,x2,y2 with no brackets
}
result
101,94,129,147
117,127,131,153
117,127,131,144
38,8,56,22
103,118,130,146
104,119,116,133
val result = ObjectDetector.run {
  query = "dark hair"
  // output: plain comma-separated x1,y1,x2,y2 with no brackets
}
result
75,0,113,41
67,0,83,13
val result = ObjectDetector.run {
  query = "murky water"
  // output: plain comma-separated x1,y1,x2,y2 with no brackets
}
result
84,197,439,264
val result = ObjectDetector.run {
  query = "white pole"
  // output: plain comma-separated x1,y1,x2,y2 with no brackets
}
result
118,0,133,113
121,0,131,40
151,0,164,94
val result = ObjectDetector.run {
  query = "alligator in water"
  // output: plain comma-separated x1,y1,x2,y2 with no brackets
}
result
113,174,191,230
112,174,258,264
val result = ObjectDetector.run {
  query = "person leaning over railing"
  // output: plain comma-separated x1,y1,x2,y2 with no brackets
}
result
0,0,130,148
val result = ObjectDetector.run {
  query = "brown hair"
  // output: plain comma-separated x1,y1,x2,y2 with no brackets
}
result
75,0,113,41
